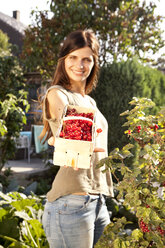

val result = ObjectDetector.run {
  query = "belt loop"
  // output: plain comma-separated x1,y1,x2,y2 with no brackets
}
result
100,194,105,204
85,194,91,207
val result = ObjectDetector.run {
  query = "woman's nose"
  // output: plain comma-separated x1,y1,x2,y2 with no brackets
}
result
77,60,84,69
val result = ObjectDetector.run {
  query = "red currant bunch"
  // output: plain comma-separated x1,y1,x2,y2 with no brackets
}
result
156,226,165,236
136,125,142,133
59,108,94,141
139,218,150,233
149,124,159,131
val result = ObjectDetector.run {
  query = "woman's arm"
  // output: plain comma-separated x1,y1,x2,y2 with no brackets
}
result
46,88,68,120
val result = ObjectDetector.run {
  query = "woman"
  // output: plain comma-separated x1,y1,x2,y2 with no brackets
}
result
40,29,114,248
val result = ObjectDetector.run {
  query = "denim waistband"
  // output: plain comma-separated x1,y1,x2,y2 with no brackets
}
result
45,193,106,207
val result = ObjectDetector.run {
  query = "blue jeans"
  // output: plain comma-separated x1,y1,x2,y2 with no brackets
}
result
42,194,110,248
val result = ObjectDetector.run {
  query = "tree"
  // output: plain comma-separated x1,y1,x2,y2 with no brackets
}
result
0,30,11,55
21,0,164,79
0,54,29,171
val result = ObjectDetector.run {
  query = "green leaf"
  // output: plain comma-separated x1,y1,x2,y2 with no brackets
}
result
0,208,8,221
0,218,19,239
0,192,12,203
131,229,143,240
11,199,36,211
0,235,30,248
28,219,45,239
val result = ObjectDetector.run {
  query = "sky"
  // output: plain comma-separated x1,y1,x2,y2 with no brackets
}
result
0,0,165,57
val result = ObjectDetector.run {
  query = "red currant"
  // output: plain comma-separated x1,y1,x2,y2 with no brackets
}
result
60,108,94,141
139,218,150,233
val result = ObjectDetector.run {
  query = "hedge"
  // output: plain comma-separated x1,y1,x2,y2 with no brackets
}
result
91,58,165,151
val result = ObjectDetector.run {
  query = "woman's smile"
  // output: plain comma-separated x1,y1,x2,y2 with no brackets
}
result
71,69,84,76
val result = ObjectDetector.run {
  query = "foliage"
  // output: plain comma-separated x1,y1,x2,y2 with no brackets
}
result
95,97,165,248
0,30,11,56
0,191,48,247
21,0,164,79
0,54,30,171
91,58,165,151
0,55,25,99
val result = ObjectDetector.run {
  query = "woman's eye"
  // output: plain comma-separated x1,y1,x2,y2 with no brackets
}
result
84,58,92,62
69,56,76,60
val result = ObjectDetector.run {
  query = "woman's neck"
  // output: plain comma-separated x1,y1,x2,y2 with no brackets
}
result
70,82,86,96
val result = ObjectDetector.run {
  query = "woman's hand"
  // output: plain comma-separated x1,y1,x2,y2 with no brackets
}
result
48,136,105,152
48,136,56,146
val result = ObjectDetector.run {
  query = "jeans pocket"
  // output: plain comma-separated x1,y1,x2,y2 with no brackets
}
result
59,195,90,215
42,207,51,237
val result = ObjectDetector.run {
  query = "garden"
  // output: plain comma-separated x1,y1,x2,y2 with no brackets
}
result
0,0,165,247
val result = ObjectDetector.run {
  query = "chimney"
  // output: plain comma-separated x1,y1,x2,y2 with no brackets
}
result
13,10,20,21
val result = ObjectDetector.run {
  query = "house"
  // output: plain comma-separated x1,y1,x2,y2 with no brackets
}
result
0,10,26,53
0,10,46,129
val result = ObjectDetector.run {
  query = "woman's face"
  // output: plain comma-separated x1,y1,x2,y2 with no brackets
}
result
64,47,94,85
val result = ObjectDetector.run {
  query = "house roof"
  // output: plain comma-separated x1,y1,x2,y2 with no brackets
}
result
0,11,26,35
0,11,27,51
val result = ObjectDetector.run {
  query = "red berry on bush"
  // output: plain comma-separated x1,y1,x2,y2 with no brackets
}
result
136,125,141,133
128,130,131,134
156,226,165,236
154,124,159,130
139,218,150,233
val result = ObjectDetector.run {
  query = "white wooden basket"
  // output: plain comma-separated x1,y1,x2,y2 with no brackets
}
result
53,105,96,169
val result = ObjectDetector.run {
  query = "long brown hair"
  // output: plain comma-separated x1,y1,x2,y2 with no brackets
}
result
40,29,100,142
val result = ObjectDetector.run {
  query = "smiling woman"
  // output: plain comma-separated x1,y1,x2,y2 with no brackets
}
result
39,29,114,248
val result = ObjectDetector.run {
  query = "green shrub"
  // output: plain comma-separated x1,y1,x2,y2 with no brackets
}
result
0,54,30,171
91,59,165,151
96,97,165,248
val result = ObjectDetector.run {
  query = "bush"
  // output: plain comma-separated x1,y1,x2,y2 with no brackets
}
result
0,54,30,171
91,59,165,151
96,97,165,248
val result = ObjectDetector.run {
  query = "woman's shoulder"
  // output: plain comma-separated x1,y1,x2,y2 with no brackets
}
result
44,85,69,120
45,86,68,105
46,85,66,95
46,85,68,103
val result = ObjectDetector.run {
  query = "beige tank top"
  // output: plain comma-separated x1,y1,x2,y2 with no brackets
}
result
44,85,114,202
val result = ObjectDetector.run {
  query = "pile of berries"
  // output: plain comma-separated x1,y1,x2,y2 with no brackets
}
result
59,108,94,141
139,218,150,233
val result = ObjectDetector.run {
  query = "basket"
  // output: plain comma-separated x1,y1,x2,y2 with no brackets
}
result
53,104,96,169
